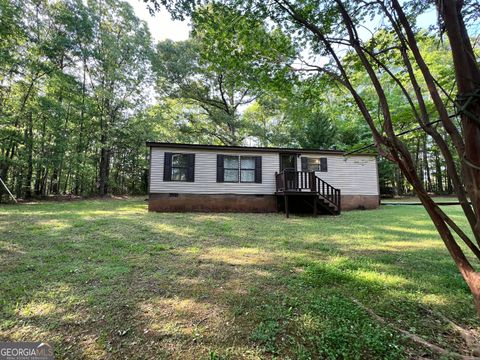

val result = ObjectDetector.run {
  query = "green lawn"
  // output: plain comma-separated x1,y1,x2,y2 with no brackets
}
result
381,196,464,203
0,198,478,359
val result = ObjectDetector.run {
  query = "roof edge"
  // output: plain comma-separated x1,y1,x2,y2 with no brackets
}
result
146,142,377,157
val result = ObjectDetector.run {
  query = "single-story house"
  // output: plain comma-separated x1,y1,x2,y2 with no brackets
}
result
147,142,379,216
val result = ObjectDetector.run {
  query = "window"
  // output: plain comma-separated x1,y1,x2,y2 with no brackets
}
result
307,158,321,171
240,156,255,183
164,153,195,182
217,155,262,183
171,154,188,181
224,156,239,182
302,157,328,172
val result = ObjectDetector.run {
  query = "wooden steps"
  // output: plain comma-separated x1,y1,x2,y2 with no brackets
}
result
316,196,340,215
275,170,341,217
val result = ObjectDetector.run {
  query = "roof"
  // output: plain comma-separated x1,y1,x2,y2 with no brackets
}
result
146,142,376,157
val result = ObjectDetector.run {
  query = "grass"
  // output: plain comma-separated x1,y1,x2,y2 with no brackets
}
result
0,198,478,359
381,196,465,203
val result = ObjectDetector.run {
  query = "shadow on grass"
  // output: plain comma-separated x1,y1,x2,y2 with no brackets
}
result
0,199,478,358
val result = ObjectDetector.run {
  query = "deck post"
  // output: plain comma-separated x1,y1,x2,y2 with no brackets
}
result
313,196,317,216
309,171,315,192
285,194,289,218
338,189,341,213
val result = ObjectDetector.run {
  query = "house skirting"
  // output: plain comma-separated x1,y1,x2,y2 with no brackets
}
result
148,193,379,213
341,195,379,210
148,193,277,212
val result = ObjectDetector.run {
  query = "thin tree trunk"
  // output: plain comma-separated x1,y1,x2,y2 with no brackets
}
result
63,167,71,194
24,111,33,198
74,61,87,196
98,145,110,196
423,136,432,192
41,166,49,196
34,117,47,196
50,169,59,195
435,152,444,194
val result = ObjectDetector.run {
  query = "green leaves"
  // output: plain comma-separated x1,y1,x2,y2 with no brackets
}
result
192,3,296,90
0,0,156,198
150,3,299,146
144,1,363,150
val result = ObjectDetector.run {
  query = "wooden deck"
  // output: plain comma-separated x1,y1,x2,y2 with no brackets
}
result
275,170,341,217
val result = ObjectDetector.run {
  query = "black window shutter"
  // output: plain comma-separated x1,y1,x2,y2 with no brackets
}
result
163,152,172,181
301,157,308,171
186,154,195,182
320,158,328,172
216,154,224,182
254,156,262,183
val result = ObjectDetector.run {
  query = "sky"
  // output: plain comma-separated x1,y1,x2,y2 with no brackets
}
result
127,0,438,44
126,0,190,42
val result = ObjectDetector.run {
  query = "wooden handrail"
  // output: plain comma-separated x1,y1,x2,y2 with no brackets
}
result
275,170,341,210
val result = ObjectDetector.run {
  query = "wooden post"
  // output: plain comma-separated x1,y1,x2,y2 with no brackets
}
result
313,196,318,216
338,189,342,213
285,194,289,218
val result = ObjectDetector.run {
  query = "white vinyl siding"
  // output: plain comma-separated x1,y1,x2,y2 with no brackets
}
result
297,154,378,196
149,147,378,196
150,148,278,194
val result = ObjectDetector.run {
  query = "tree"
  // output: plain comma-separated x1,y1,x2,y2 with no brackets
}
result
242,85,339,148
152,4,295,145
153,39,254,145
0,0,155,199
149,0,480,313
87,0,153,195
281,84,338,149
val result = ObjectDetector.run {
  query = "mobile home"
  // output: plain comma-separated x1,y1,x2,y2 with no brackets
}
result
147,142,379,216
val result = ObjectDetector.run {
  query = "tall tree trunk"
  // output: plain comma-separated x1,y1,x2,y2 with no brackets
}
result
13,167,21,198
24,111,33,198
423,136,432,192
34,117,47,196
98,145,110,196
395,168,403,196
440,0,480,238
63,167,71,194
74,61,87,196
41,166,49,196
435,152,444,194
34,168,43,196
50,169,59,195
447,175,453,194
414,136,421,178
97,84,111,196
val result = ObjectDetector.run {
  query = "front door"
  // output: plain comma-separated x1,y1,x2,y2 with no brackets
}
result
280,153,297,171
280,153,298,191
